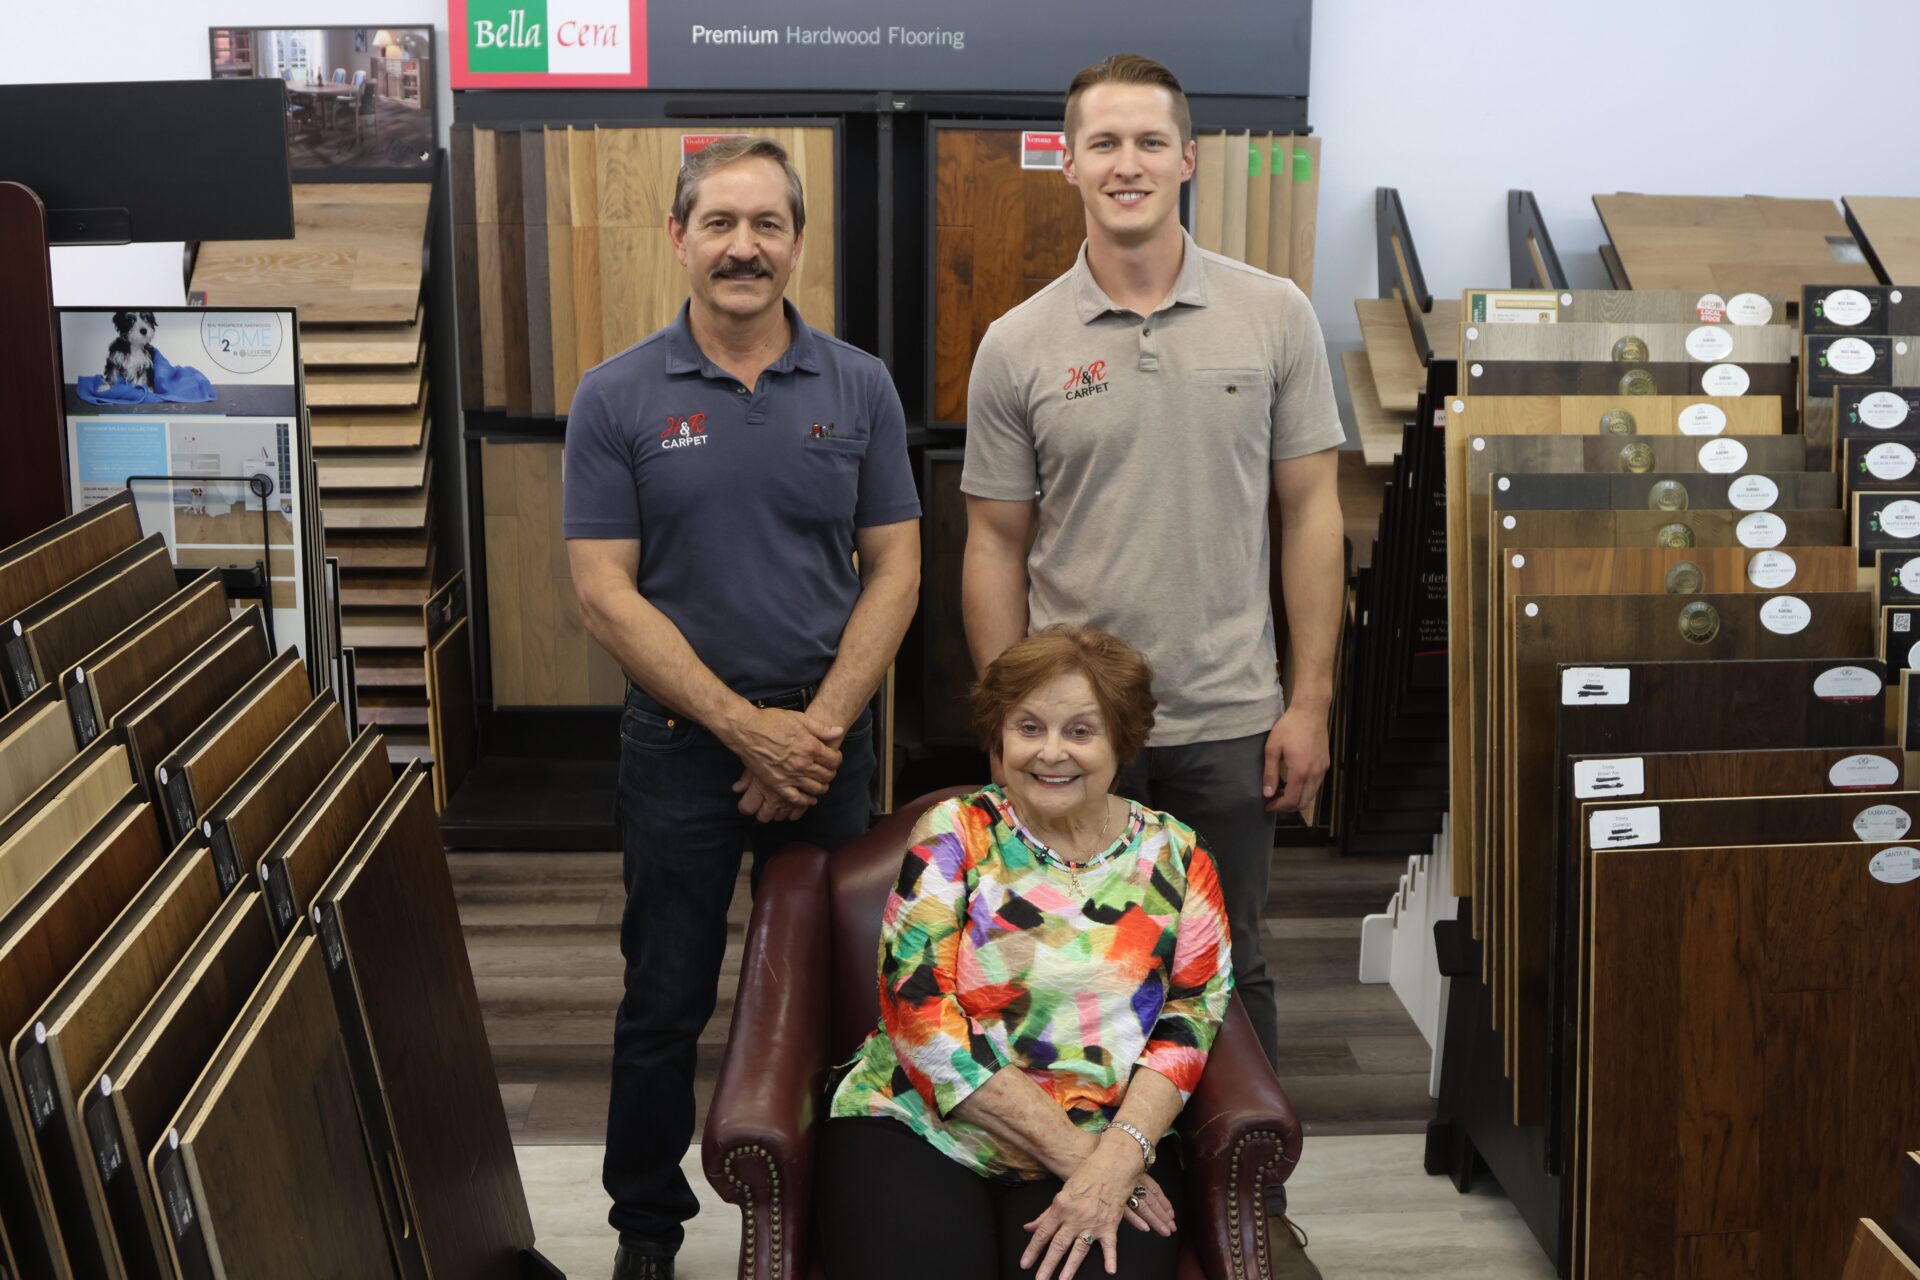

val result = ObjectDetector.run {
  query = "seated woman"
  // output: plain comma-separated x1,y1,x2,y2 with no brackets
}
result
819,625,1234,1280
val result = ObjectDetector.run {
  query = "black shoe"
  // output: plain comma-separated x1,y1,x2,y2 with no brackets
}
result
612,1244,674,1280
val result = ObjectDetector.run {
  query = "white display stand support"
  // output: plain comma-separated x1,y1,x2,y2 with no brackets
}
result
1356,814,1460,1097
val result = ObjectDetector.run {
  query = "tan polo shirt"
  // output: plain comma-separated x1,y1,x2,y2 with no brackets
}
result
960,231,1345,746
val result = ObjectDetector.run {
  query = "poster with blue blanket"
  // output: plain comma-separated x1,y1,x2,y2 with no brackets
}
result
58,307,319,668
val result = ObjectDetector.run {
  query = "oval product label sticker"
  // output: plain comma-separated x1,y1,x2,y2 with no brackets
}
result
1867,847,1920,884
1727,475,1780,511
1909,639,1920,671
1830,753,1900,790
1813,664,1882,701
1561,666,1631,706
1823,288,1873,326
1686,325,1736,361
1883,500,1920,539
1760,595,1811,635
1676,403,1728,436
1902,557,1920,591
1589,805,1662,850
1746,550,1796,588
1866,442,1918,481
1695,293,1727,323
1859,390,1911,429
1736,511,1786,549
1574,757,1645,800
1701,363,1751,396
1852,805,1913,842
1698,438,1748,474
1726,292,1774,325
1827,337,1878,376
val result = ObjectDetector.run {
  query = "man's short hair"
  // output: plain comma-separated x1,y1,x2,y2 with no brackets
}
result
670,136,807,233
1064,53,1193,149
971,624,1158,764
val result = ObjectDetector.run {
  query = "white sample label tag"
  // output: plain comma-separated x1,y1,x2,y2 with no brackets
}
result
1760,595,1811,635
1866,443,1918,481
1562,666,1631,705
1736,511,1786,549
1701,363,1751,396
1853,805,1913,842
1814,665,1882,701
1746,550,1796,588
1574,757,1645,799
1676,402,1728,436
1695,293,1726,323
1830,753,1901,790
1726,292,1774,325
1698,438,1748,473
1686,325,1735,361
1881,500,1920,539
1827,337,1878,375
1901,557,1920,593
1859,391,1912,429
1589,806,1662,849
1824,288,1873,326
1727,475,1780,511
1908,640,1920,670
1867,847,1920,884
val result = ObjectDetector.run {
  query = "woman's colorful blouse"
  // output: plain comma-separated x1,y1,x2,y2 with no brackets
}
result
828,786,1235,1180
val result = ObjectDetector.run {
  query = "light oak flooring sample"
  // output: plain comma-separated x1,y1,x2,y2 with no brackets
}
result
63,572,228,745
304,362,425,410
546,126,581,415
1846,196,1920,284
1221,131,1250,262
316,444,428,491
1193,132,1225,253
299,306,424,368
0,690,75,825
1339,350,1401,466
321,463,431,532
0,741,134,920
567,126,605,391
1594,193,1878,294
1245,133,1272,273
1357,298,1462,412
309,397,429,452
1266,135,1294,281
1290,135,1321,298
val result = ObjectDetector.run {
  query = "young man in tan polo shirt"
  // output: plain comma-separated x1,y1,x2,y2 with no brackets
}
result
961,53,1345,1240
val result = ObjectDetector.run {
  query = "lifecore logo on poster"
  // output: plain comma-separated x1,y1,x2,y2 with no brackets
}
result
469,0,633,75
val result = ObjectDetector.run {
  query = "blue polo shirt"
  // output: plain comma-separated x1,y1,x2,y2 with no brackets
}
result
562,301,920,700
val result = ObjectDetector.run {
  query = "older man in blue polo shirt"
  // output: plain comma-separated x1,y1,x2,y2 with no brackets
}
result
564,136,921,1280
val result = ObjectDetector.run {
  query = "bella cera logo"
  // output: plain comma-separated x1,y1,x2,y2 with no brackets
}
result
475,8,542,48
466,0,634,75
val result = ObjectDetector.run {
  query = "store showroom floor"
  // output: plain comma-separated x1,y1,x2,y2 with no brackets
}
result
460,845,1552,1278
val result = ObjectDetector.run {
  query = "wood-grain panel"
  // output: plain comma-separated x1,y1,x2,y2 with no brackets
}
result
84,889,274,1280
522,128,554,420
115,610,270,808
451,124,485,412
1221,132,1249,261
1593,193,1878,293
0,740,135,920
258,730,389,938
323,769,533,1277
426,617,475,814
1449,394,1783,437
316,443,429,491
474,128,507,411
1289,135,1321,298
0,689,75,824
1586,840,1920,1278
156,650,310,843
568,126,604,384
18,836,224,1280
1894,1151,1920,1263
1845,196,1920,284
1340,350,1402,466
61,571,227,749
202,694,349,887
929,126,1085,424
0,492,141,628
304,362,425,410
1462,288,1794,326
546,126,580,415
0,799,164,1280
6,535,176,702
1193,132,1224,253
1469,435,1811,491
327,528,431,572
322,462,431,531
1265,135,1293,280
309,397,429,452
1841,1219,1920,1280
1244,133,1272,273
1491,471,1837,514
1462,321,1795,364
163,937,398,1280
299,306,424,368
1463,360,1797,401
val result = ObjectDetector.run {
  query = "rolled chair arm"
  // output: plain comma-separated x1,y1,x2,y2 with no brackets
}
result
702,842,833,1280
1175,996,1305,1280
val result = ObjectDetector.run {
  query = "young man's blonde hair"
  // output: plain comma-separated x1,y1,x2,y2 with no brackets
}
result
1063,53,1193,149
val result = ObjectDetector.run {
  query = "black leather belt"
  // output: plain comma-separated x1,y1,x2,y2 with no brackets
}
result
750,685,814,712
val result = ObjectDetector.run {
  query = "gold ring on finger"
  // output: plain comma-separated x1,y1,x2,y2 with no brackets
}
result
1127,1196,1141,1210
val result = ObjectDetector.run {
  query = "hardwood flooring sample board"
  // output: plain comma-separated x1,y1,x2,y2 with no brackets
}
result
304,362,426,411
423,576,474,813
1193,132,1225,253
60,572,227,749
200,694,350,894
1469,432,1809,483
1842,1220,1920,1280
1501,591,1874,1123
0,738,136,921
495,128,533,418
1265,136,1293,280
187,183,431,323
0,800,165,1280
929,125,1086,425
522,127,554,420
474,128,507,411
450,125,485,413
1244,133,1271,273
114,610,270,811
1593,192,1877,294
317,767,533,1278
567,126,604,386
0,493,142,632
1846,196,1920,284
545,126,580,416
1289,135,1321,298
81,889,274,1280
1586,838,1920,1279
1491,470,1837,514
0,688,76,826
1464,288,1793,326
257,730,389,938
3,535,176,703
309,397,429,452
152,936,399,1280
1340,350,1402,466
1448,393,1783,438
298,306,424,368
322,462,432,531
13,833,228,1280
328,528,431,572
1463,359,1797,403
1462,320,1794,365
1221,132,1250,262
1356,298,1429,414
1894,1151,1920,1263
154,650,309,846
316,444,429,492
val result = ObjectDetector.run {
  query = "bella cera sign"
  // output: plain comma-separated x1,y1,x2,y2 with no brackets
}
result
450,0,650,87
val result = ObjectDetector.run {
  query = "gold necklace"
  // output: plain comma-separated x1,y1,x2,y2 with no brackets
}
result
1046,798,1119,896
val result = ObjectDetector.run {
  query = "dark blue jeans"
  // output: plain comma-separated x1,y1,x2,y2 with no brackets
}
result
604,687,875,1255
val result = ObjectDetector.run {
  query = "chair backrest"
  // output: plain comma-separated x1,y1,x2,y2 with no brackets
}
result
333,68,346,83
352,69,367,88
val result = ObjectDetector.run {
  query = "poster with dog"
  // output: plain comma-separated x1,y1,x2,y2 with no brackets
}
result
57,307,318,666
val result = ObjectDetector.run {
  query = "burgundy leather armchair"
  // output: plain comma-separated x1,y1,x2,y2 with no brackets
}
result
703,788,1304,1280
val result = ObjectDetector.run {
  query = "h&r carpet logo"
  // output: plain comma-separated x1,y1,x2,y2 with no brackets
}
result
467,0,636,76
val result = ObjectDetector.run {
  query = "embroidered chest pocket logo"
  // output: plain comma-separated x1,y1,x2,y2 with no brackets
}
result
659,413,709,450
1062,360,1110,402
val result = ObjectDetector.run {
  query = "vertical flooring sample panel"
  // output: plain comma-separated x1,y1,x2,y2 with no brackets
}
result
545,126,580,416
595,126,685,362
474,128,507,412
62,572,228,749
449,125,486,413
0,491,141,627
321,770,533,1278
1587,840,1920,1279
1243,133,1272,273
0,688,76,824
930,126,1086,424
258,730,391,937
1289,135,1321,299
521,128,554,419
158,937,398,1280
1265,135,1294,281
154,651,309,846
481,441,626,707
1220,131,1250,262
199,694,350,890
494,130,532,417
5,535,176,702
423,575,475,813
568,127,605,384
1192,131,1225,253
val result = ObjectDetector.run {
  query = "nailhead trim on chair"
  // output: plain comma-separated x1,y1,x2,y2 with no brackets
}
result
721,1144,785,1280
1224,1129,1296,1280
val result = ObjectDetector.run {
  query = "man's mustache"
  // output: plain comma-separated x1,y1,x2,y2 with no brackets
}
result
712,260,773,280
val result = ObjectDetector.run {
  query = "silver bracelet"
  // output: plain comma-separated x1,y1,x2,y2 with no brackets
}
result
1106,1120,1155,1170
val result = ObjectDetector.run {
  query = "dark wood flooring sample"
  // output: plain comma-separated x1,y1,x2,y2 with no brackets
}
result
61,572,227,748
1468,432,1811,482
931,126,1086,425
115,610,269,808
1466,360,1797,404
450,125,485,412
0,492,141,627
5,534,175,701
426,615,476,812
258,730,390,938
202,694,350,891
495,129,531,418
154,650,309,845
1491,470,1837,513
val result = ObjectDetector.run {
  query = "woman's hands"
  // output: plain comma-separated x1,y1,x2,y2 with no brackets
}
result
1019,1131,1175,1279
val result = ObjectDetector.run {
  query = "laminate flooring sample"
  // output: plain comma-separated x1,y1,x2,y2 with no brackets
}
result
298,305,424,368
545,125,580,415
187,183,431,323
522,127,554,419
451,124,485,411
114,610,270,808
1468,432,1809,483
1490,470,1836,513
1594,193,1878,294
200,693,349,888
257,730,389,938
152,936,398,1280
304,362,426,410
0,492,141,627
317,768,533,1278
1221,132,1249,262
1356,298,1452,414
60,571,227,749
81,889,274,1280
930,125,1086,425
0,799,165,1280
1265,135,1293,280
322,462,432,531
423,576,475,813
1339,350,1402,466
1463,359,1797,401
0,688,76,824
1463,320,1795,365
495,128,532,417
1447,393,1783,437
1586,838,1920,1279
1193,132,1225,253
1463,288,1793,326
1841,1220,1920,1280
567,126,605,391
154,650,309,845
309,397,429,452
1289,135,1321,298
4,534,176,702
316,442,429,491
1846,196,1920,284
0,739,136,920
1244,133,1272,273
327,528,430,572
